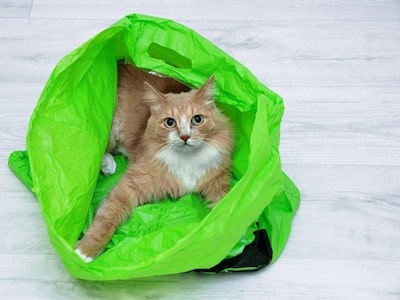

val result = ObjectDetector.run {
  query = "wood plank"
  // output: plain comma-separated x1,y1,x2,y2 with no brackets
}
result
0,83,43,147
0,212,53,255
283,164,400,196
277,86,400,165
0,18,112,84
0,0,32,18
284,191,400,261
30,0,400,22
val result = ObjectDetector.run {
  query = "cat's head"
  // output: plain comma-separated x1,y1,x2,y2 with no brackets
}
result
143,76,231,153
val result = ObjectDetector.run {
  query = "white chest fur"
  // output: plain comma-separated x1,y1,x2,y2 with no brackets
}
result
157,144,223,191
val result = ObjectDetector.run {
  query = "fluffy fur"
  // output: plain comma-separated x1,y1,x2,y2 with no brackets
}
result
75,63,233,262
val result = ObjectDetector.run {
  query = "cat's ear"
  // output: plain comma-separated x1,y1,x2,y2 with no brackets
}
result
196,75,215,107
143,81,166,112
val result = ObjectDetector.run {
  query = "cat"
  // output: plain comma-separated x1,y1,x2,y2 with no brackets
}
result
75,63,233,262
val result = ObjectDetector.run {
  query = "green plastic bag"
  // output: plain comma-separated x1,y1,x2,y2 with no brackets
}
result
8,14,300,280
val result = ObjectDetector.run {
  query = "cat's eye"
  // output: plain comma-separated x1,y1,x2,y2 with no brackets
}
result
164,118,176,128
191,115,203,126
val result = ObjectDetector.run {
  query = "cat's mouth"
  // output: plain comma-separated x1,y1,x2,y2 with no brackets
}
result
178,142,195,149
173,138,203,151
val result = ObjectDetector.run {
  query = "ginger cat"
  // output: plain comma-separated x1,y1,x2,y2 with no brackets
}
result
75,63,233,262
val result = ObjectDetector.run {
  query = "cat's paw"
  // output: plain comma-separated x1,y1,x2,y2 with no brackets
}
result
75,247,94,263
101,153,117,176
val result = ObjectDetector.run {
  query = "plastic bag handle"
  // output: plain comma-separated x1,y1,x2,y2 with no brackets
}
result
147,42,192,69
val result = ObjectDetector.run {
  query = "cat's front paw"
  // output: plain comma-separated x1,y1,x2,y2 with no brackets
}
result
101,153,117,176
75,247,94,263
75,234,104,263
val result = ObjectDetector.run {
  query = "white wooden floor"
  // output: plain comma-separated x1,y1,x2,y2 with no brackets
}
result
1,1,400,299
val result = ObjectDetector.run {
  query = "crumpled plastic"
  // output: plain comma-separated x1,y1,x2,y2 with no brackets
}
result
8,14,300,280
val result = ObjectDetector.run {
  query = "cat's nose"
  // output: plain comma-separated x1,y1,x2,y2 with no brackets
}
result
180,135,190,143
